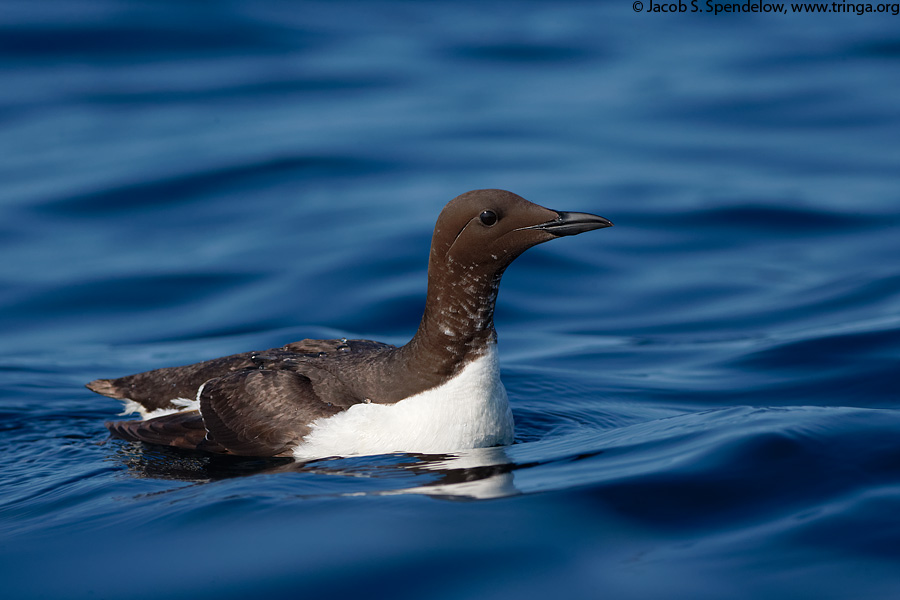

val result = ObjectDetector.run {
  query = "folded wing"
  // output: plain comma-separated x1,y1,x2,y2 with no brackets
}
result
197,369,344,457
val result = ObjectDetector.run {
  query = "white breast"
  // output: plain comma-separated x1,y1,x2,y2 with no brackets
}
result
292,344,515,459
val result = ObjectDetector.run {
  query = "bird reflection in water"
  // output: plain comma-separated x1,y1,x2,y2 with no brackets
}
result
109,442,524,500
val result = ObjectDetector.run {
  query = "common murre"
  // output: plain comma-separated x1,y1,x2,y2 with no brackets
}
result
87,189,612,458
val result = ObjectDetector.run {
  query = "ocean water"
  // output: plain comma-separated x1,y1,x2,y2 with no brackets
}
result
2,1,899,598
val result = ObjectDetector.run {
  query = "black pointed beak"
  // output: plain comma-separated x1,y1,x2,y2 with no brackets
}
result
527,211,614,237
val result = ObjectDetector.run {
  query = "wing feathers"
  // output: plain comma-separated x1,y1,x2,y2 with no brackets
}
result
199,370,342,457
106,411,226,453
96,338,393,456
87,351,259,411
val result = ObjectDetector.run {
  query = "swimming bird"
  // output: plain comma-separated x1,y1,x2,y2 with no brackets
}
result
87,189,612,459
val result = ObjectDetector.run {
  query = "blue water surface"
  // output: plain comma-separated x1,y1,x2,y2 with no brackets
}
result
2,2,899,599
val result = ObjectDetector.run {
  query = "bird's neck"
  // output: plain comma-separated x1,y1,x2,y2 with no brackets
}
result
399,259,504,379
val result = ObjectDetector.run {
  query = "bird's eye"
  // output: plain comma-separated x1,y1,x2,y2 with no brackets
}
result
479,210,498,227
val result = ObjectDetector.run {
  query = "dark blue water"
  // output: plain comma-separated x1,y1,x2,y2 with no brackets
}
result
2,2,900,598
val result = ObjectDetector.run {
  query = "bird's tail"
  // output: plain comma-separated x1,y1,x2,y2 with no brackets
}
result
86,378,126,399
